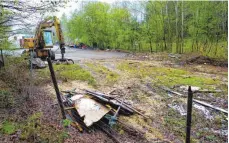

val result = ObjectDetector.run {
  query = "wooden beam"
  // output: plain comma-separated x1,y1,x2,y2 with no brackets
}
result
193,99,228,114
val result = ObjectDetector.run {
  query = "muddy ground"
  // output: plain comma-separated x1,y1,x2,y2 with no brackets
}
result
0,52,227,143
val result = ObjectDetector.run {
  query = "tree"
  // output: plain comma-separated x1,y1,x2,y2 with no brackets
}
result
0,0,64,49
64,1,227,58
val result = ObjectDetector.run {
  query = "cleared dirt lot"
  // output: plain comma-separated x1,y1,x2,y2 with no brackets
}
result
48,52,228,142
0,50,227,143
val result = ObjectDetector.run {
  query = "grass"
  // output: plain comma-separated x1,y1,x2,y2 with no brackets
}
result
120,115,164,141
85,62,119,85
117,61,221,90
163,108,186,138
37,64,96,87
0,121,16,135
164,103,227,143
155,72,218,89
0,112,69,142
0,90,14,108
0,57,71,142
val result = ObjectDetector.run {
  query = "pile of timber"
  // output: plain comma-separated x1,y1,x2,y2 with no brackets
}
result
61,89,147,142
84,89,149,118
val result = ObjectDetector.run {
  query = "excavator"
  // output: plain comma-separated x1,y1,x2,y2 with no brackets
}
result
22,16,73,68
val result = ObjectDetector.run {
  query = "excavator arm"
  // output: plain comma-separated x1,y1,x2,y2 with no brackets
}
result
53,16,64,47
53,16,66,59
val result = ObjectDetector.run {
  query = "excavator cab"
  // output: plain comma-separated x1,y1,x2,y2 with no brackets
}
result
43,30,54,47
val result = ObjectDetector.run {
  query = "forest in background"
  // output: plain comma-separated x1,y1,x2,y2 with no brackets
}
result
62,1,228,59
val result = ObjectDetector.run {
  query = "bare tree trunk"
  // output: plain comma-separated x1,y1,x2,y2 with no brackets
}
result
150,39,153,53
214,40,218,56
175,1,178,53
203,39,208,52
138,42,141,52
207,42,212,54
195,8,199,52
166,1,172,52
191,40,194,52
161,3,167,51
181,0,184,53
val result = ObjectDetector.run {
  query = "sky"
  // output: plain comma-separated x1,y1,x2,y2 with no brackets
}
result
55,0,117,18
10,0,117,45
11,0,143,45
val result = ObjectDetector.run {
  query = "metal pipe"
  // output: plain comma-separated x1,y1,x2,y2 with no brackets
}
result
47,57,66,119
28,50,33,99
85,90,134,114
186,86,193,143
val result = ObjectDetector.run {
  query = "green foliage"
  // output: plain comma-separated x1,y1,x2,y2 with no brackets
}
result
163,108,186,139
63,119,71,127
20,112,42,139
17,112,69,142
0,39,12,50
38,64,96,86
206,135,217,141
86,62,119,84
59,131,69,140
0,56,29,93
0,121,16,135
0,90,14,108
63,1,227,59
118,61,220,89
55,64,96,86
155,73,219,89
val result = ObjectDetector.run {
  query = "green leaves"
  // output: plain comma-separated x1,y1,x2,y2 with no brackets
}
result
63,119,71,127
62,1,227,58
0,121,16,135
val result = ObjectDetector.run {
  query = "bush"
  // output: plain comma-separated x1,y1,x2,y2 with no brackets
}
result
0,90,14,108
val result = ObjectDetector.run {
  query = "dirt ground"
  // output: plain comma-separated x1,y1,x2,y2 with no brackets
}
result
56,53,227,143
0,52,227,143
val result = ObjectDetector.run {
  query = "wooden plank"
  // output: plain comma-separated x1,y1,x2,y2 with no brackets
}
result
193,99,228,114
162,87,184,96
115,98,149,119
194,90,222,93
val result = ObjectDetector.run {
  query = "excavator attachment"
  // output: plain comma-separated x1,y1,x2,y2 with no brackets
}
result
30,58,46,68
52,47,74,64
53,58,74,65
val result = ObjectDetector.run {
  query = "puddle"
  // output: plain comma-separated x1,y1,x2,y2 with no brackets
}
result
168,104,186,116
193,103,214,120
211,129,228,136
167,92,215,120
